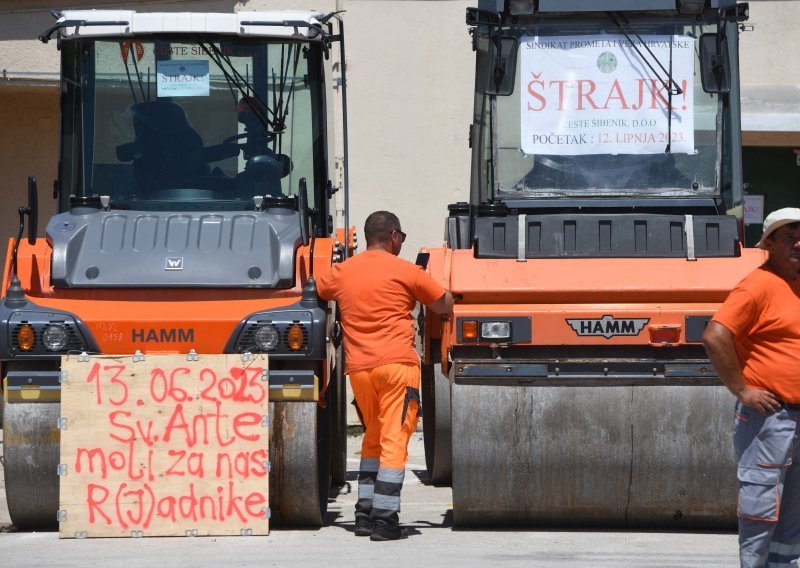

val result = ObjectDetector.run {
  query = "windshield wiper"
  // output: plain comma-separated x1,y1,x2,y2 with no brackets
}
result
195,39,302,156
194,40,277,136
607,12,683,154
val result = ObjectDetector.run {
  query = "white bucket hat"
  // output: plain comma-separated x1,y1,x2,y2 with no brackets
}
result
755,207,800,249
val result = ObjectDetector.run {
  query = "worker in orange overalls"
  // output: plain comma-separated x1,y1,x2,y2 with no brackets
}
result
317,210,453,541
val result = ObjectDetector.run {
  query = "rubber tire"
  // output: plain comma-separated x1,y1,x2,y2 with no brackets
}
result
3,400,60,529
269,400,330,527
421,341,452,486
329,344,347,486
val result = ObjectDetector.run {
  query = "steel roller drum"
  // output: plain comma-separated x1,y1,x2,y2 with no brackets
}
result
269,400,329,527
3,401,60,529
450,383,737,528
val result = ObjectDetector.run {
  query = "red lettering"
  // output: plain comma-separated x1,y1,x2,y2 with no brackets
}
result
157,496,177,522
245,492,267,519
212,400,235,447
233,412,262,442
225,481,247,523
178,482,200,521
601,79,629,110
576,80,598,111
527,72,546,111
108,411,135,444
163,404,190,444
250,450,268,478
649,79,670,110
166,449,187,476
75,447,108,478
169,368,190,402
187,452,205,478
86,484,112,525
549,80,568,111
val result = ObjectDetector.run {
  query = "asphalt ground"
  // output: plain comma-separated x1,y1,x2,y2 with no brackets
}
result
0,423,741,568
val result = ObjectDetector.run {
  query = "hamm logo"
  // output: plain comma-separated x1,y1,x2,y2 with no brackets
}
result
567,315,649,339
165,257,184,270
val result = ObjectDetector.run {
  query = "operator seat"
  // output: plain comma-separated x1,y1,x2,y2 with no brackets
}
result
116,100,206,190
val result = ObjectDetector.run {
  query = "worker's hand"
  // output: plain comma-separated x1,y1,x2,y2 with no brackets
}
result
738,387,781,415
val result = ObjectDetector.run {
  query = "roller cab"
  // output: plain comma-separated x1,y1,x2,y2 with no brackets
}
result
1,10,353,530
421,0,757,527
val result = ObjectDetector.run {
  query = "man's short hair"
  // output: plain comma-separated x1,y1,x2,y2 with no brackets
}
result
364,211,401,245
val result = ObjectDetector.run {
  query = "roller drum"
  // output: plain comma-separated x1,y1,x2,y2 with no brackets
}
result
451,383,737,528
269,400,330,527
422,352,453,485
3,401,60,529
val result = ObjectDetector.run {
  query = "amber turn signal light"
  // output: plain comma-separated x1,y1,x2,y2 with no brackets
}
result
17,324,36,351
462,320,478,341
286,324,305,351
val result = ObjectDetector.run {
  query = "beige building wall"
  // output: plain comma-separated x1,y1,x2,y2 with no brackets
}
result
0,0,798,270
739,1,800,146
0,87,59,258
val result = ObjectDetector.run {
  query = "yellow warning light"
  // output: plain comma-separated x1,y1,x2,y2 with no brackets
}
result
286,324,305,351
17,324,35,351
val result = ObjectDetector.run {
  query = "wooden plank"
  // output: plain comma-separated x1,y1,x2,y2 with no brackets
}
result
58,354,269,538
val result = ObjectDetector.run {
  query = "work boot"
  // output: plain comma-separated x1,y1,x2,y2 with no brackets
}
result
354,517,373,537
369,521,409,541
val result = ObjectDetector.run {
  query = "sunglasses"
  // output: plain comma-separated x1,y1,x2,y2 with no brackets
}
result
392,229,407,243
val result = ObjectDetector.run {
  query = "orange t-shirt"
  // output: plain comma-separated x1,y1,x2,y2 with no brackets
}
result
712,265,800,403
316,249,445,373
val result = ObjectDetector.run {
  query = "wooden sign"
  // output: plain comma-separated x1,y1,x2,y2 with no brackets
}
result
58,354,269,538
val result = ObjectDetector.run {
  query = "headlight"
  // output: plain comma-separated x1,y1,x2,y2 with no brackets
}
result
43,324,69,351
481,321,511,340
234,310,315,355
254,324,280,351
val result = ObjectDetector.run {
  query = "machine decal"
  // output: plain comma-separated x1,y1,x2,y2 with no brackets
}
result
120,40,144,64
566,315,649,339
132,328,195,343
165,257,184,270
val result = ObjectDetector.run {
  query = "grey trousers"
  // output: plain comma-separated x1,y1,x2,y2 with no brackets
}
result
734,401,800,568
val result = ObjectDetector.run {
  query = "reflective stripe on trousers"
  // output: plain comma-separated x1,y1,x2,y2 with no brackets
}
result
355,457,379,521
734,402,800,568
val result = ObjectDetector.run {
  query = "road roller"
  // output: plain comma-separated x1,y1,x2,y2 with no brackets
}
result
421,0,763,527
0,9,353,530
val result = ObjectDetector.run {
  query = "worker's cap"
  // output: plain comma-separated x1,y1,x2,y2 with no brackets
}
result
755,207,800,249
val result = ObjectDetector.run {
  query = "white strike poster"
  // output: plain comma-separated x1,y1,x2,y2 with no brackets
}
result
520,34,695,156
157,60,210,98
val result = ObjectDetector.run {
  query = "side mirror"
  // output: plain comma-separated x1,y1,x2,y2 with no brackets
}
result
27,177,38,245
485,36,518,96
699,33,731,94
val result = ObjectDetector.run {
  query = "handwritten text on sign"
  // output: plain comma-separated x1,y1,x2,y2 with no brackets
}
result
520,35,695,155
59,354,269,538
